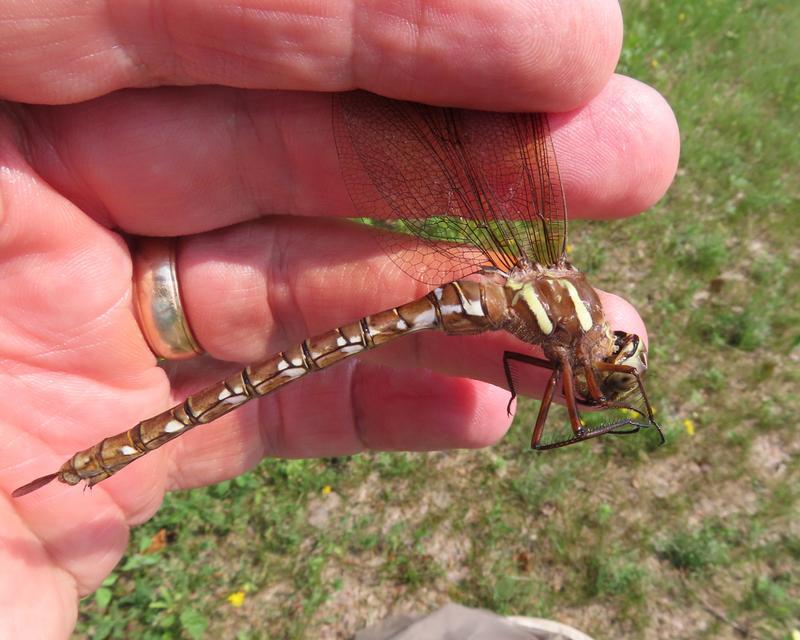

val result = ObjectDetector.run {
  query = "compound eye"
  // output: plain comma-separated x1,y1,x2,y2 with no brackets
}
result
623,336,640,360
612,331,640,362
604,373,637,399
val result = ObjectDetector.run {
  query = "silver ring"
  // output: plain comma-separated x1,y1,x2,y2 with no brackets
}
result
132,237,203,360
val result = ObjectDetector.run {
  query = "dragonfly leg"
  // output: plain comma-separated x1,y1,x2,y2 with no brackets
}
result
581,363,607,405
530,367,562,448
502,351,554,416
560,358,584,437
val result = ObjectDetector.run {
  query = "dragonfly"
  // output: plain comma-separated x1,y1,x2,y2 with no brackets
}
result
13,91,663,498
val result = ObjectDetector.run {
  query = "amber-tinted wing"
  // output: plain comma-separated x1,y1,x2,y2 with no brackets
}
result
332,91,567,285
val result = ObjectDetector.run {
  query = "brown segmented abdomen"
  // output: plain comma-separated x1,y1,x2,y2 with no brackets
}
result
13,279,508,495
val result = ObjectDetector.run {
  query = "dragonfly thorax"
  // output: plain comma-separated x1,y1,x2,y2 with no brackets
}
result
502,266,611,351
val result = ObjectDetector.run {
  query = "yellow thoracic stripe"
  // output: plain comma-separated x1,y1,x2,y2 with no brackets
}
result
558,279,593,332
511,283,554,335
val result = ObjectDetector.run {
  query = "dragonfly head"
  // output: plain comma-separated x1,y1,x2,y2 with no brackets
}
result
597,331,648,402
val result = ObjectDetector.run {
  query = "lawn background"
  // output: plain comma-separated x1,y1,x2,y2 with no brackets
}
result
76,1,800,638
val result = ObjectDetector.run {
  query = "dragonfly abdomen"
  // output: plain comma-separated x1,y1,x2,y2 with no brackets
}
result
13,279,507,495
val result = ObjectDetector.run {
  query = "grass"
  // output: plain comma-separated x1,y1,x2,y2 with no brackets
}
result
75,2,800,639
655,520,734,573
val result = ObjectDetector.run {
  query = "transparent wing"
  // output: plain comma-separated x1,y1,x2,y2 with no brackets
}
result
332,91,568,285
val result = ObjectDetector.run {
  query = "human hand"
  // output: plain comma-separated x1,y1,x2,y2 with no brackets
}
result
0,1,679,636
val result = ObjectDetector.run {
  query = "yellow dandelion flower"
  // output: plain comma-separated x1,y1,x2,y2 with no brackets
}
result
683,419,696,436
566,244,573,254
321,485,333,495
678,13,686,22
651,58,660,69
227,591,246,608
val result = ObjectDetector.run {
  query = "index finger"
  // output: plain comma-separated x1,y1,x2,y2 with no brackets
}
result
2,0,622,111
21,74,679,235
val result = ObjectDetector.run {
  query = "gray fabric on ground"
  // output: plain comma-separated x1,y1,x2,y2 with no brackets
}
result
354,603,578,640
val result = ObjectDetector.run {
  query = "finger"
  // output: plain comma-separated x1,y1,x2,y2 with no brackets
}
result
23,75,678,235
175,216,648,389
3,0,621,110
155,360,513,491
552,75,680,218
